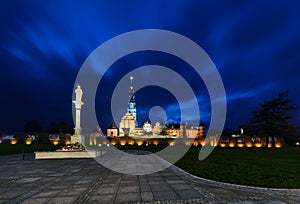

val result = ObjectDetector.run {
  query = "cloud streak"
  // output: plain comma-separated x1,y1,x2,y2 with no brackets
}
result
0,0,299,131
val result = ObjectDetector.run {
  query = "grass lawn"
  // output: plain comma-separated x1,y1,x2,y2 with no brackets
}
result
0,143,64,155
120,145,300,189
176,147,300,189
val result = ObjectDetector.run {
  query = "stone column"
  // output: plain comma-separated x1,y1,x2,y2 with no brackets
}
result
71,85,84,145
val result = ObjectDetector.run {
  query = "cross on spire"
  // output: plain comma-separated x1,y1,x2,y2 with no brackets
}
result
129,76,134,100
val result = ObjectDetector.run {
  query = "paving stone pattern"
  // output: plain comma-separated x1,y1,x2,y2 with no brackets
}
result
0,152,299,204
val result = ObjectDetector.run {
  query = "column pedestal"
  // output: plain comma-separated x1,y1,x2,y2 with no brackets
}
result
71,135,85,145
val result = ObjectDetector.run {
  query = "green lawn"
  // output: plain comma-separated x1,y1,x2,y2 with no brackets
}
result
0,143,64,155
120,145,300,189
175,147,300,189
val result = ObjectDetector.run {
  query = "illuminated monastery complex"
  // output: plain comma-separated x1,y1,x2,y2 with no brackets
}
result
106,76,206,139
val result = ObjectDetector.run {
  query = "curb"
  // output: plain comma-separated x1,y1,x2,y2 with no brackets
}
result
171,164,300,196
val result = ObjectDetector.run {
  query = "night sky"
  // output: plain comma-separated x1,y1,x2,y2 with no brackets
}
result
1,0,299,132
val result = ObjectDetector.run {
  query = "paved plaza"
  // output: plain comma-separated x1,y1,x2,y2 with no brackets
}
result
0,151,299,204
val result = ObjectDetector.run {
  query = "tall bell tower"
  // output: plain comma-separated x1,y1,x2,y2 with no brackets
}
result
128,76,138,127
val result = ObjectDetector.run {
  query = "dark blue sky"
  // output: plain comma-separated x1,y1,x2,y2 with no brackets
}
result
1,0,299,132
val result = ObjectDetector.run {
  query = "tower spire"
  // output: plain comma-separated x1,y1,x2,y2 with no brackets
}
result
128,76,138,127
129,76,134,100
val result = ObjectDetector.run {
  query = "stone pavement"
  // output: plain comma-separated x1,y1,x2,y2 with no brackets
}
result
0,151,299,204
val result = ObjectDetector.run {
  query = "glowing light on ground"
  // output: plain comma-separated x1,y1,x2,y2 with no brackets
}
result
255,143,262,148
52,140,59,145
137,141,143,146
25,139,32,145
168,141,175,146
65,139,71,145
10,139,17,145
152,140,159,146
193,141,199,146
128,140,134,145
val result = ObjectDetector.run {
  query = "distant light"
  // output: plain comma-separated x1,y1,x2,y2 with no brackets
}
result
25,139,32,145
200,141,206,146
10,139,17,145
296,142,299,146
137,141,143,146
52,140,59,145
106,144,110,147
255,143,262,148
168,141,175,146
153,140,159,146
128,140,134,145
98,144,102,147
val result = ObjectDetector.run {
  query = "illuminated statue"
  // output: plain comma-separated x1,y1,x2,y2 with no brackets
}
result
73,85,84,136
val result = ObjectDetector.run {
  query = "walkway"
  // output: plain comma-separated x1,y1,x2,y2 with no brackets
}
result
0,152,299,204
